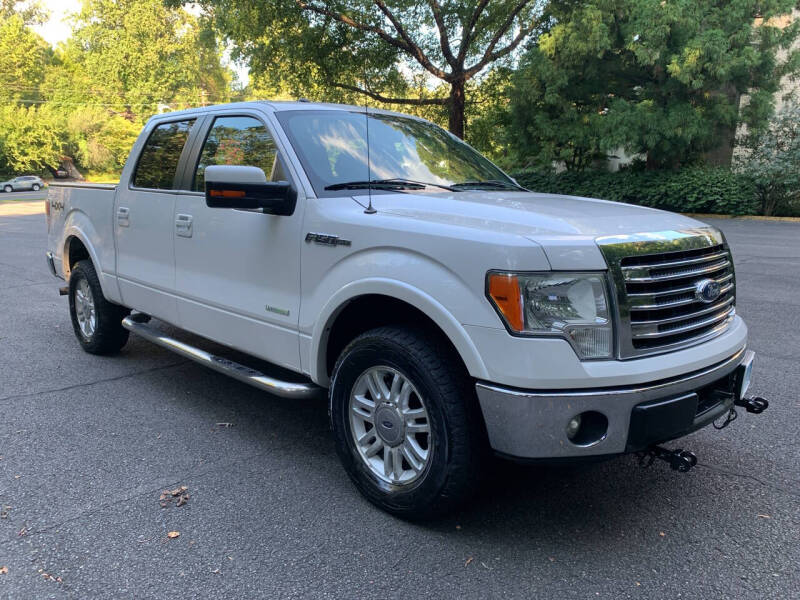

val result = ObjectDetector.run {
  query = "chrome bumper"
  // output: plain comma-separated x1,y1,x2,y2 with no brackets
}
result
476,347,750,459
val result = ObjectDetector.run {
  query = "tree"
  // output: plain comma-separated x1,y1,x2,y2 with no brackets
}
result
65,107,142,173
179,0,547,138
508,0,800,170
46,0,232,113
735,103,800,216
0,0,47,25
0,13,52,104
0,104,63,174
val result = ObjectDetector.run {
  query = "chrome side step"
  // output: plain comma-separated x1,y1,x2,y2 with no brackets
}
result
121,315,323,399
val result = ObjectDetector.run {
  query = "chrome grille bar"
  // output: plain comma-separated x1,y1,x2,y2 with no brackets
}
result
631,297,735,331
623,258,730,282
620,249,729,275
627,273,733,299
630,305,735,339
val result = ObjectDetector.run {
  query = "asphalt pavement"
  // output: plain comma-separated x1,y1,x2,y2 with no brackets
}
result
0,199,798,599
0,190,47,202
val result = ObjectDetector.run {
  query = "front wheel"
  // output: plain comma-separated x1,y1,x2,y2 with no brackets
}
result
3,185,11,193
32,184,40,191
68,259,130,354
330,326,485,519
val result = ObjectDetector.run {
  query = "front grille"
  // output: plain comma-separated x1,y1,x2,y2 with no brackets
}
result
619,244,736,354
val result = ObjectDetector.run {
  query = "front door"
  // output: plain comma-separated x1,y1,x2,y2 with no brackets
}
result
114,118,198,324
172,113,304,371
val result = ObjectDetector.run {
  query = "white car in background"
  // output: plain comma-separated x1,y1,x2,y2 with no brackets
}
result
1,175,44,192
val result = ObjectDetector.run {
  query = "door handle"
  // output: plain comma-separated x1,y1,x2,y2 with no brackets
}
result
175,213,193,238
117,206,130,227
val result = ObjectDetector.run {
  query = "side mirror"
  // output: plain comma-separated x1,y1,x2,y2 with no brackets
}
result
204,165,297,216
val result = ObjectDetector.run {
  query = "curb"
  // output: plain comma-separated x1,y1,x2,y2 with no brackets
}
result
685,213,800,223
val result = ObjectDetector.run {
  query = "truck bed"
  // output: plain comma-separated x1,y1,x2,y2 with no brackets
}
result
46,181,119,284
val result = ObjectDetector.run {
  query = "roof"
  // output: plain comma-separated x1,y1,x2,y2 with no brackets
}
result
147,100,418,122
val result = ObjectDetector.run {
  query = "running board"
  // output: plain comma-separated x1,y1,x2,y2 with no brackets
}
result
121,315,323,400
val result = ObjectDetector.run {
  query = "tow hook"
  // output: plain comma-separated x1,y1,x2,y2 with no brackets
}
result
735,396,769,414
714,395,770,430
637,445,698,473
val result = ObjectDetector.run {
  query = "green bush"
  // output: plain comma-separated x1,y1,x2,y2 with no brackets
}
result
734,104,800,217
511,167,759,216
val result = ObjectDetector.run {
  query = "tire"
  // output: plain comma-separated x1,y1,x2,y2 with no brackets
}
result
68,259,130,354
330,326,485,519
3,185,11,193
32,184,40,191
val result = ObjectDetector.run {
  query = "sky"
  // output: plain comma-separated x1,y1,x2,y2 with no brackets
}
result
31,0,80,47
31,0,250,85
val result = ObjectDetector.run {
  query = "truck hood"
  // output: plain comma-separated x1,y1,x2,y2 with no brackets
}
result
366,190,708,270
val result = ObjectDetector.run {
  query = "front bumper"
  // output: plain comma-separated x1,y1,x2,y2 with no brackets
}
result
476,348,752,459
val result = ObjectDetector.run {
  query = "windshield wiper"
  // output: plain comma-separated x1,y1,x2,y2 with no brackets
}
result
376,178,459,192
324,178,458,192
451,179,525,191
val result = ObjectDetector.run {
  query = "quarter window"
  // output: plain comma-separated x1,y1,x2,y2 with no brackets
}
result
132,119,195,190
193,116,279,191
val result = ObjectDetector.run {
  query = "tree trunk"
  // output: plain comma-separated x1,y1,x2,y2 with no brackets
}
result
448,80,466,139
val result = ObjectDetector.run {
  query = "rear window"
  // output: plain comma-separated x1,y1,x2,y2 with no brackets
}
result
132,119,195,190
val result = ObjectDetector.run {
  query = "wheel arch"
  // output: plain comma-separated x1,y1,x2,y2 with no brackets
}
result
60,213,121,303
310,280,489,387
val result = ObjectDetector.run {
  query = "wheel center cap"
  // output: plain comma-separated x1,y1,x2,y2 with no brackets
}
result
374,405,404,447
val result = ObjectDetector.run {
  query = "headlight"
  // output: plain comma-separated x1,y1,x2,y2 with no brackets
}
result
487,271,613,359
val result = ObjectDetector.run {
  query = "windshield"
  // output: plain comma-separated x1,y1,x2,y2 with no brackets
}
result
275,110,518,196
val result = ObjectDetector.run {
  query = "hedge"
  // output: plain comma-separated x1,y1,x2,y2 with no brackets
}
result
511,167,759,216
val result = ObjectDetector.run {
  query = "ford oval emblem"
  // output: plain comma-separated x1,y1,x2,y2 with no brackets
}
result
695,278,722,304
382,420,394,429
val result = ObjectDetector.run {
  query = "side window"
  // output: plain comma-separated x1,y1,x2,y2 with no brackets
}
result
132,119,195,190
193,116,279,191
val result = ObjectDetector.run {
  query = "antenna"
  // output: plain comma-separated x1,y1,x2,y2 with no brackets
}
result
363,102,376,214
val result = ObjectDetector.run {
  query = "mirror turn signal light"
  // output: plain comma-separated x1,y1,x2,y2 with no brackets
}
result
209,189,246,198
488,273,524,331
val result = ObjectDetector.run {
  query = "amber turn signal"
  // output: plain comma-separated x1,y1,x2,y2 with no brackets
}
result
488,273,524,331
209,189,246,198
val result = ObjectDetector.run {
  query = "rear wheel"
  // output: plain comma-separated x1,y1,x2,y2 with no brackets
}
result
3,185,11,193
32,184,40,191
330,326,485,519
68,260,130,354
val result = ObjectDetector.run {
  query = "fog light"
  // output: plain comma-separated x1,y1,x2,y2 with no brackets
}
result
565,411,609,447
566,415,582,440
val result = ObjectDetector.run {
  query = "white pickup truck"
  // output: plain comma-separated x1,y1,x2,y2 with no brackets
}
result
45,101,766,518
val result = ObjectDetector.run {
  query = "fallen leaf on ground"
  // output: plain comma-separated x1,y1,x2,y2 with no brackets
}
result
659,532,666,537
167,531,180,539
757,514,771,519
160,487,189,508
216,422,232,428
464,557,473,567
0,566,8,574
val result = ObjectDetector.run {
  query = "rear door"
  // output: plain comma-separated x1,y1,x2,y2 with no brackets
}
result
114,117,199,324
172,111,304,371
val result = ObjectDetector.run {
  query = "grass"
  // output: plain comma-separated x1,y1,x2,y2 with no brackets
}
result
84,171,121,184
